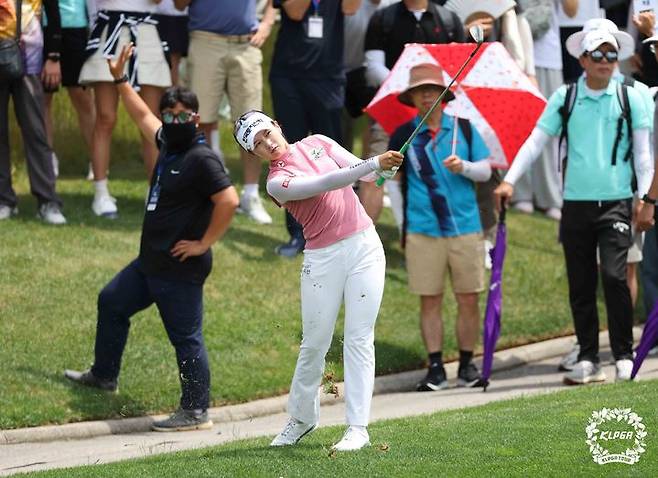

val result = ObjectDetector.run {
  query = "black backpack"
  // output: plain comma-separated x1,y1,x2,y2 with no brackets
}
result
558,77,636,189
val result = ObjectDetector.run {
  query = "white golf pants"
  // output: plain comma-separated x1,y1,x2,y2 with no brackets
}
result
287,226,386,427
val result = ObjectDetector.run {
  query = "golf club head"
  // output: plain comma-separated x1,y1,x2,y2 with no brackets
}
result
469,24,485,45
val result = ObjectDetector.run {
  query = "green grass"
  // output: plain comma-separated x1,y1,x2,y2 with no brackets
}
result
28,379,658,477
0,160,625,430
0,30,640,430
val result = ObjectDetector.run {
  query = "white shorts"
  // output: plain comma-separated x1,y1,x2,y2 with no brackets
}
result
79,23,172,87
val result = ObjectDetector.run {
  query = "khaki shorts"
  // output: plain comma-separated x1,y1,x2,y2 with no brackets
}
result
406,233,485,295
79,24,172,87
187,30,263,123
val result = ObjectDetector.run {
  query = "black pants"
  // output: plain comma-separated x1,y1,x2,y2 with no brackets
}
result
91,259,210,410
270,76,344,242
560,200,634,363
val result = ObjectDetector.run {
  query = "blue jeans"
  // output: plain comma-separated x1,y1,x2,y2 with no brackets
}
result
91,259,210,410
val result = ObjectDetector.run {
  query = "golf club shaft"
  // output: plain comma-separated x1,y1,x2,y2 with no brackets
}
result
376,42,485,187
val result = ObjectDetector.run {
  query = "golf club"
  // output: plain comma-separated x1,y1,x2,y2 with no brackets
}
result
376,24,485,187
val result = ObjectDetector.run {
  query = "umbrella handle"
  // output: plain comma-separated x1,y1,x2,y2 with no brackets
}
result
499,201,507,224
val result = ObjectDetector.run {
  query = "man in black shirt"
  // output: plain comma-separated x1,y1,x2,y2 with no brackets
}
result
64,45,239,432
360,0,464,224
269,0,361,257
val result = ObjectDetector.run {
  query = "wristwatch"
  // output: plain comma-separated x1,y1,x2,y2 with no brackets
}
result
47,53,60,62
113,74,129,84
642,193,657,205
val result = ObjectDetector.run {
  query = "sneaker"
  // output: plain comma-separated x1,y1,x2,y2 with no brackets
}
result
64,368,117,392
274,237,305,258
92,194,118,219
416,365,448,391
37,202,67,225
151,408,213,432
0,204,17,220
238,194,272,224
512,201,534,214
86,163,94,181
332,426,370,451
545,207,562,221
270,417,316,446
457,361,483,388
563,360,607,385
615,359,633,382
558,343,580,371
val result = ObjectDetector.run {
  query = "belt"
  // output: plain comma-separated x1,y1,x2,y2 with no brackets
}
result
216,33,253,43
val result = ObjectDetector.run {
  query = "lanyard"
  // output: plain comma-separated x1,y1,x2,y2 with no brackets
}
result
311,0,320,14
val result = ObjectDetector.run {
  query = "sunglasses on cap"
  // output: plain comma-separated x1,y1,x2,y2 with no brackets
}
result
162,111,197,124
585,49,619,63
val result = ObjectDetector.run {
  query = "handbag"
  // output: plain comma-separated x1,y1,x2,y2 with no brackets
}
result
0,0,24,82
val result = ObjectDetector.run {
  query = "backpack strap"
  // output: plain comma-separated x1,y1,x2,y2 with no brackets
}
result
612,82,633,166
558,82,577,181
457,117,472,160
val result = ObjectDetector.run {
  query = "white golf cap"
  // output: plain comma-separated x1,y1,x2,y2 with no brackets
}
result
233,111,274,152
565,18,635,60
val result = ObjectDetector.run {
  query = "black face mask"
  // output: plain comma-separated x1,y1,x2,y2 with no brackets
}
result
163,122,197,151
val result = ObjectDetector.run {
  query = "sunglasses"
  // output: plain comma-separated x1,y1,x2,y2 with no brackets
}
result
585,49,619,63
162,111,197,124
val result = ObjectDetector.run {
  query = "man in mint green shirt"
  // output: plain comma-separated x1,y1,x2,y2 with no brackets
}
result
495,28,654,386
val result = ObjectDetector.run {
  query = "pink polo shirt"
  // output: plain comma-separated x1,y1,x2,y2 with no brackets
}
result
267,135,373,250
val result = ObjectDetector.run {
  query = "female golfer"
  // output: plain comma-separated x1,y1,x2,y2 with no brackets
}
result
234,111,402,451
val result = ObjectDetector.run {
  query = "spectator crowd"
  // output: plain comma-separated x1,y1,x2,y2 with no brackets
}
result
3,0,658,439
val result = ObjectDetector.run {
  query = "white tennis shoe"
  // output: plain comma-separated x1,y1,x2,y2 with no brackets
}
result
332,426,370,451
270,417,316,446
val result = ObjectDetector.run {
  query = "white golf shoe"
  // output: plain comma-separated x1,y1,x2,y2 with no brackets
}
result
238,193,272,224
558,342,580,371
563,360,606,385
615,359,633,382
92,194,118,218
332,426,370,451
270,417,316,446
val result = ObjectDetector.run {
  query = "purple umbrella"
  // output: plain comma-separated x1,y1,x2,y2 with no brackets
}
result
480,206,507,391
631,301,658,379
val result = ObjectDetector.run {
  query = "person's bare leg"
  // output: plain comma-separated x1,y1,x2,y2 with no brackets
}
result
170,53,182,86
455,292,480,352
138,85,164,179
420,294,444,354
67,86,95,156
91,82,118,181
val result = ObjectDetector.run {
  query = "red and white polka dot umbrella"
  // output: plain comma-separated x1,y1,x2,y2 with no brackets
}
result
365,42,547,169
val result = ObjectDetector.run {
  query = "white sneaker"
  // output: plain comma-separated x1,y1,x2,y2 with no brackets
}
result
563,360,607,385
37,202,67,225
615,359,633,381
270,417,316,447
332,426,370,451
484,239,493,270
512,201,534,214
0,204,17,220
92,194,118,218
545,208,561,221
558,343,580,371
86,163,94,181
238,194,272,224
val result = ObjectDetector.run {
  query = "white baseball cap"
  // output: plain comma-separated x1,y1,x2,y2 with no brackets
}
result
565,18,635,60
233,111,275,152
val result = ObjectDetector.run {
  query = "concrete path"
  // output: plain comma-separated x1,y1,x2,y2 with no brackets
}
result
1,330,656,476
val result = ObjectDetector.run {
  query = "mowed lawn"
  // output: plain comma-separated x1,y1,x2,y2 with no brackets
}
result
28,379,658,477
1,151,614,430
0,77,639,429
